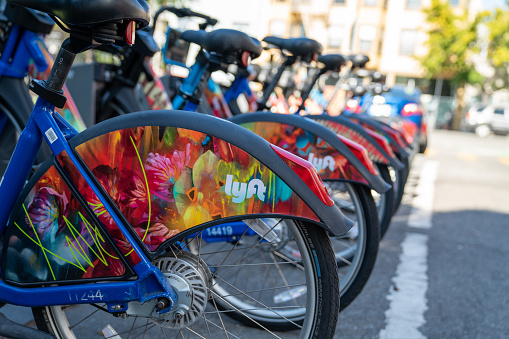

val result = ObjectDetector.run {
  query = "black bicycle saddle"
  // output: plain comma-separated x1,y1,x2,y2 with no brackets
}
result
6,0,150,27
350,54,370,69
370,71,386,83
317,54,347,72
263,36,322,62
180,29,262,58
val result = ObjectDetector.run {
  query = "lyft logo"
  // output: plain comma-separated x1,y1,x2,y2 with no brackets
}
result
224,174,267,203
308,153,335,172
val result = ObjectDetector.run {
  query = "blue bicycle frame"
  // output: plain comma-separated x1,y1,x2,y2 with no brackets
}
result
0,25,177,312
223,74,252,106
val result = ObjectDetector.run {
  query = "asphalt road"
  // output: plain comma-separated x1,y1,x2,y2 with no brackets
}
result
337,129,509,338
2,129,509,338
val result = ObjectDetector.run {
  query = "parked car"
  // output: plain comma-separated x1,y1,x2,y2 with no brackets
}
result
464,103,509,137
364,85,428,153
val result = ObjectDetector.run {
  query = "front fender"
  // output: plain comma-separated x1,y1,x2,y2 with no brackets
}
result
230,112,391,193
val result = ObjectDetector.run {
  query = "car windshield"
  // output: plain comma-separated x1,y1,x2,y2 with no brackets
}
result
474,104,488,112
381,86,420,103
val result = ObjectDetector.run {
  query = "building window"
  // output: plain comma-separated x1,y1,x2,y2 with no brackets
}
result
290,21,306,37
334,0,346,4
359,25,376,53
448,0,459,5
400,29,418,55
364,0,377,6
328,25,345,48
269,20,286,36
406,0,420,9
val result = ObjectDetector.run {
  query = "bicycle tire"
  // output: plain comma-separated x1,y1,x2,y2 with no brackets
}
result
32,219,340,339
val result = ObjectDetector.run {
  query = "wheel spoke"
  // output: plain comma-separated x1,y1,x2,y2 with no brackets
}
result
212,274,303,329
35,217,329,337
212,219,284,287
210,296,230,339
210,289,282,338
69,306,101,329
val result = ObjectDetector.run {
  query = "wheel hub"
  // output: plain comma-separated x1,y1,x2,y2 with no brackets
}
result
126,251,212,329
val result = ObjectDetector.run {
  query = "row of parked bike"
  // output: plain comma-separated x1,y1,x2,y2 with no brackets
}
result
0,1,423,338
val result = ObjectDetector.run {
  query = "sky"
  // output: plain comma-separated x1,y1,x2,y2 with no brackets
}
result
483,0,508,10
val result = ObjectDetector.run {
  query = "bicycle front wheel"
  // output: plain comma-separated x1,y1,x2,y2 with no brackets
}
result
32,218,340,338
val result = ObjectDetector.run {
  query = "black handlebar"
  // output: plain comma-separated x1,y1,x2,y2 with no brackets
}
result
151,7,218,35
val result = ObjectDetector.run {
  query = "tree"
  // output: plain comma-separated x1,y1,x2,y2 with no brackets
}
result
419,0,482,130
481,9,509,94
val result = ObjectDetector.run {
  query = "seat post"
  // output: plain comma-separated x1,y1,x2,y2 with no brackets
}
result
297,68,326,114
29,38,89,108
45,39,76,92
257,55,296,111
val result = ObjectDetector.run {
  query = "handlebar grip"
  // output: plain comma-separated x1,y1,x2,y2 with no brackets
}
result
186,9,218,25
152,7,218,35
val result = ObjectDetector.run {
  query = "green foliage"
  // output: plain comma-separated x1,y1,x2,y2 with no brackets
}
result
419,0,481,85
485,9,509,68
481,9,509,92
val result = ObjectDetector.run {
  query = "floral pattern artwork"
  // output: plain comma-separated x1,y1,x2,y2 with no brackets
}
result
74,126,319,254
56,151,141,267
239,121,370,185
5,165,126,284
314,119,389,165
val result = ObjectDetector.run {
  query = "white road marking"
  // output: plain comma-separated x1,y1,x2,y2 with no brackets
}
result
379,159,439,338
379,233,429,339
407,161,439,229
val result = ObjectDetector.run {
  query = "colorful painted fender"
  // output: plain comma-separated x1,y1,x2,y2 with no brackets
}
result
229,112,392,193
307,115,404,170
3,111,351,285
346,115,411,159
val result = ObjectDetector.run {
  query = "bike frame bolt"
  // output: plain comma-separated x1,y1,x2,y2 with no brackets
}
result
174,310,185,320
157,298,169,309
111,305,123,310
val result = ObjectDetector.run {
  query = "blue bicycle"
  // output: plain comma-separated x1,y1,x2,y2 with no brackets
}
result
0,1,351,338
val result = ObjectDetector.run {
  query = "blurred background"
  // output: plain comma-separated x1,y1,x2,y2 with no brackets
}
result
102,0,509,134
